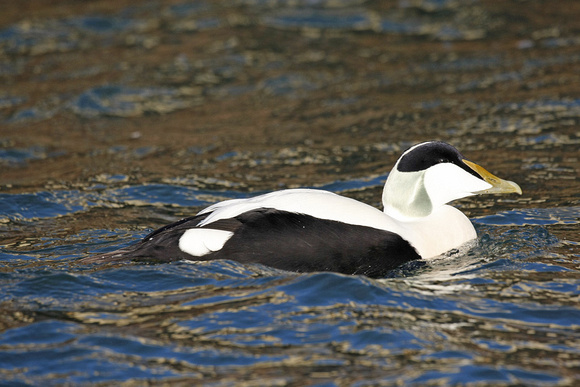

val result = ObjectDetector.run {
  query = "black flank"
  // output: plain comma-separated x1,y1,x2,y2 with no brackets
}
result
200,209,421,278
81,209,421,278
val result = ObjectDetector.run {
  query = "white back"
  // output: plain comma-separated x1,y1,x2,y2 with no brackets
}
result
198,189,402,232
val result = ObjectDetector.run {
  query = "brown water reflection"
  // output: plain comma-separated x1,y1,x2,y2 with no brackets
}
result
1,0,579,385
1,0,579,198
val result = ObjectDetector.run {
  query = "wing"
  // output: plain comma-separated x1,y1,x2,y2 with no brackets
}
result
198,189,402,232
198,209,421,278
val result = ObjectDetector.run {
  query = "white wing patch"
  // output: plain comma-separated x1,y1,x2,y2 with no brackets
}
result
179,228,234,257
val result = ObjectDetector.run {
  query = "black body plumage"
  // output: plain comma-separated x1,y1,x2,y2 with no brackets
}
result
85,209,421,278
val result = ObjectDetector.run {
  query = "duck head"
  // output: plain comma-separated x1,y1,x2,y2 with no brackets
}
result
383,141,522,219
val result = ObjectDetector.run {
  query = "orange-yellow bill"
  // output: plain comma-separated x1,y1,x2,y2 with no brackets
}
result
463,159,522,195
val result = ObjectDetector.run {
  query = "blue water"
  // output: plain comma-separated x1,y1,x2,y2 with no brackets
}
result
0,180,578,385
1,0,580,385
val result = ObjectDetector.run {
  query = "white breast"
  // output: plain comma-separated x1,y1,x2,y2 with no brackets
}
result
391,205,477,259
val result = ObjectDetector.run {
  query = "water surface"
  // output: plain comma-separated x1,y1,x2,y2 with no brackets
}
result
1,0,579,385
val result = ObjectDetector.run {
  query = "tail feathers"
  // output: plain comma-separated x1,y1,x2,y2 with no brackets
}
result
78,248,136,264
78,214,211,265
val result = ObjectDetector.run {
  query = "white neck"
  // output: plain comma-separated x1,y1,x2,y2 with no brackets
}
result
382,169,432,219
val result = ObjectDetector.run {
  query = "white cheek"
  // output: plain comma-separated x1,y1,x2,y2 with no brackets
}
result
424,164,492,206
179,229,234,256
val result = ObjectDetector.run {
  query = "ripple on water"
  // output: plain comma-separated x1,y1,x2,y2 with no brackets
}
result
259,73,321,97
262,8,372,30
3,180,256,217
4,84,203,123
0,146,57,167
0,222,578,385
475,207,580,226
0,94,27,109
261,4,490,40
0,13,155,55
69,85,199,118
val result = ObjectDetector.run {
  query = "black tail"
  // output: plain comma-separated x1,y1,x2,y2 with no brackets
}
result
78,214,211,264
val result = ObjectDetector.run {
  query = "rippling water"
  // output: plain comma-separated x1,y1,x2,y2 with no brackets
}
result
1,0,579,385
1,180,578,385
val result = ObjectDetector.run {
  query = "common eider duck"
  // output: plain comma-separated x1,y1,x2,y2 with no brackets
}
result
83,141,522,277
